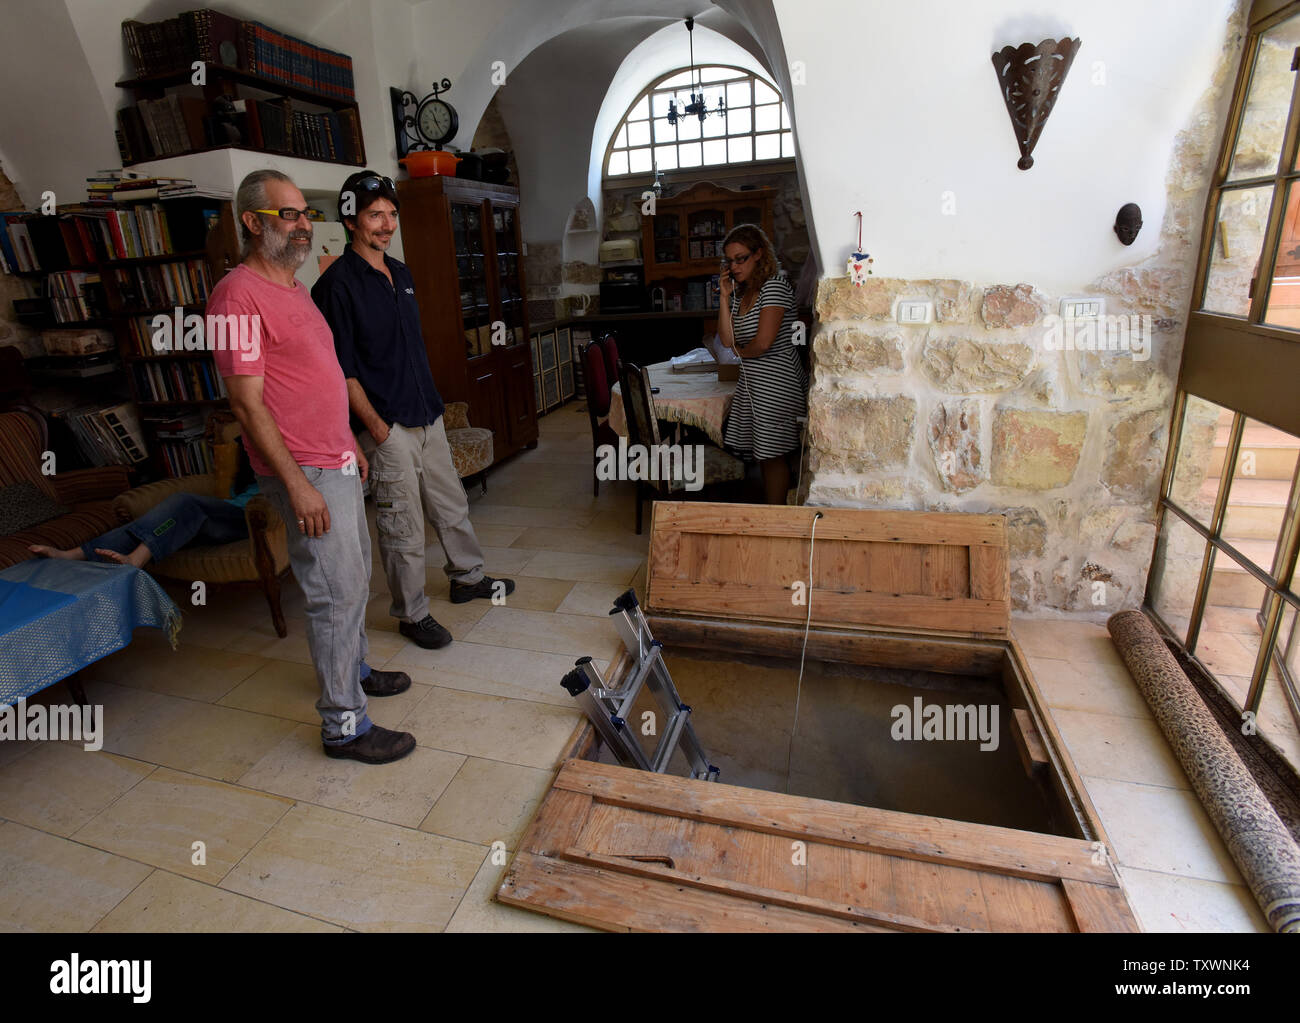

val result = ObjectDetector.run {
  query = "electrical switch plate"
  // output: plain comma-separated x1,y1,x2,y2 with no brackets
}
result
1060,297,1103,319
897,300,932,324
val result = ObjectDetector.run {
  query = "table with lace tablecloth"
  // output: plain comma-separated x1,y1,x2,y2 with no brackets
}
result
607,360,738,447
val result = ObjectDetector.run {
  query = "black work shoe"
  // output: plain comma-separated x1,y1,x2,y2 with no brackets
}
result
323,724,416,764
398,615,453,649
361,668,412,697
449,575,516,604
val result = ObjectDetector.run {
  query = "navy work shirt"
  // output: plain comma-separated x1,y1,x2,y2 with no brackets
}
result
311,246,445,433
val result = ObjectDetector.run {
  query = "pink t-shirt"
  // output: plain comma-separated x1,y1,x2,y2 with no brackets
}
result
209,263,355,477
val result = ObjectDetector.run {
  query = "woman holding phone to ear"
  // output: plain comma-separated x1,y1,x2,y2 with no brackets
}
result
717,223,808,504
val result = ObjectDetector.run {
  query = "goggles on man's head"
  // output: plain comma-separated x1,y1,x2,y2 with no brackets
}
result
355,174,396,194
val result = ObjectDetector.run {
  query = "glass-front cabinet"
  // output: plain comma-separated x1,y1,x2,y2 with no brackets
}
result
640,181,776,282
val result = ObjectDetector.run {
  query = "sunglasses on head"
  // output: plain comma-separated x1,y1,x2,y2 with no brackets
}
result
355,174,396,193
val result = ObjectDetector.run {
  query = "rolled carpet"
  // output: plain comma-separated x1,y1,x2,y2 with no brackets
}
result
1108,609,1300,933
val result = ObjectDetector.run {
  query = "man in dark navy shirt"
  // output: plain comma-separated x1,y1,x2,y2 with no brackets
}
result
312,171,513,649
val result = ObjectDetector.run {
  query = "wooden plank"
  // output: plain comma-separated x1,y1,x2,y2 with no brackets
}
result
552,760,1117,886
1062,878,1142,933
1011,707,1050,777
969,544,1009,602
979,871,1074,932
651,502,1008,547
561,847,978,932
646,614,1007,675
516,785,593,858
649,580,1009,636
498,852,876,932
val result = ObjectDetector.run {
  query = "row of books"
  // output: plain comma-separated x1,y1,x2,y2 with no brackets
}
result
63,402,148,467
116,97,208,164
122,10,355,102
244,100,362,164
132,358,228,404
157,435,215,478
112,259,214,310
243,20,356,101
47,271,105,324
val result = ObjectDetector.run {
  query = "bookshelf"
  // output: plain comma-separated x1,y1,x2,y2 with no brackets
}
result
3,195,239,480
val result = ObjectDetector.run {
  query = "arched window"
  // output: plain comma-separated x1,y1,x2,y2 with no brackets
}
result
605,65,792,177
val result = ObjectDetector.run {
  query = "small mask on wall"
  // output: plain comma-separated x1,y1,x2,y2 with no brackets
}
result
1114,203,1143,245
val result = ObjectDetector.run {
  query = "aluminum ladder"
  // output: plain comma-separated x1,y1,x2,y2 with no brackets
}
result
561,588,719,781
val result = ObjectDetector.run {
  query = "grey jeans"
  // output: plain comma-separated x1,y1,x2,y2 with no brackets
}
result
257,466,372,744
360,417,485,623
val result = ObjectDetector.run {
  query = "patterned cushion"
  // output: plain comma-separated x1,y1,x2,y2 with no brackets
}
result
447,427,493,478
0,481,69,534
665,445,745,493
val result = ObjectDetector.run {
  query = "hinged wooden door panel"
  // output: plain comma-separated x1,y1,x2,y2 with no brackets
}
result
647,503,1012,639
498,760,1137,933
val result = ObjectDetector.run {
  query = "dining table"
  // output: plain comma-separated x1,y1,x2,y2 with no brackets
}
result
607,359,738,447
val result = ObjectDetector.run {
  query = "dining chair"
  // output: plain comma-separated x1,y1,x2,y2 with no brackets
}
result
581,340,619,496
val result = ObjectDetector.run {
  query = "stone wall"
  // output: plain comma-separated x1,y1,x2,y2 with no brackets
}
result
805,7,1248,619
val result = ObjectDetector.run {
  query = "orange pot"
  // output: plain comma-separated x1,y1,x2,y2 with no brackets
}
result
399,150,461,177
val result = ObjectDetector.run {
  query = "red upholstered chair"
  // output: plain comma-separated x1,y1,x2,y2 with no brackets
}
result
582,341,619,496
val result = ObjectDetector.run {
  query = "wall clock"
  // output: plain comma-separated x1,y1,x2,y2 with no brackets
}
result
391,78,459,156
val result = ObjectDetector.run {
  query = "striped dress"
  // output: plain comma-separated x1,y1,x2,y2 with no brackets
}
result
722,273,808,460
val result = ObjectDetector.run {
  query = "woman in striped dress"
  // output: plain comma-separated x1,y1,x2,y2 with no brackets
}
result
718,224,808,503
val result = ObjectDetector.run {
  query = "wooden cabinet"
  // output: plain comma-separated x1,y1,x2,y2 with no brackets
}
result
396,177,537,462
641,181,775,283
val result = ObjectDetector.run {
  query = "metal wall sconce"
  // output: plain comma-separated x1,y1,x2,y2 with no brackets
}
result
991,37,1082,170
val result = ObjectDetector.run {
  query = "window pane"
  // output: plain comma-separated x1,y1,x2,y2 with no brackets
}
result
728,107,751,135
678,116,701,141
1169,395,1229,524
703,138,727,165
701,66,742,84
1228,14,1300,180
781,104,790,129
703,113,726,138
755,133,781,160
727,80,751,107
652,92,675,117
781,131,795,157
755,104,780,132
654,117,677,143
607,150,628,176
1149,513,1211,644
1195,550,1269,707
1264,179,1300,327
630,96,649,120
1222,418,1300,575
727,136,753,163
678,142,702,168
1271,604,1300,772
1201,185,1273,316
627,120,651,147
660,70,693,89
614,126,627,149
655,145,677,171
628,147,652,173
754,79,779,104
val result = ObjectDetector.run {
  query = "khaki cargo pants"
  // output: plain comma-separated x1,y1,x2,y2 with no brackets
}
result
360,417,485,624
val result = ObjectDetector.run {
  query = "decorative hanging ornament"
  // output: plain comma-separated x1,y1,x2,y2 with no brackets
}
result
847,211,873,286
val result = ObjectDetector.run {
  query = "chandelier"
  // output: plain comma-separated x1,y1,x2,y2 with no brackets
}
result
666,18,725,125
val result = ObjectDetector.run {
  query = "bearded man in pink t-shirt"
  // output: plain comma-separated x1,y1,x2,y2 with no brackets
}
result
209,170,415,764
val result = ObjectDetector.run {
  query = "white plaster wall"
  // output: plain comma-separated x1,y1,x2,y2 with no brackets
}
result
769,0,1237,294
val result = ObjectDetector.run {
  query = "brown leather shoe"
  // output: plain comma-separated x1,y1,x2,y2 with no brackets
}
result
323,724,416,764
361,668,411,697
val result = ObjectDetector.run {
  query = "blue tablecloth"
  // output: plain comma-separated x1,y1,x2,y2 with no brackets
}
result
0,560,181,705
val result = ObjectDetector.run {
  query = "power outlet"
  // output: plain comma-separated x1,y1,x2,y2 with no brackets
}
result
1060,297,1103,318
896,300,932,325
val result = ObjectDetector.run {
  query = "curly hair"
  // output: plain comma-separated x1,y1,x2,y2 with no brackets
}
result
722,222,780,295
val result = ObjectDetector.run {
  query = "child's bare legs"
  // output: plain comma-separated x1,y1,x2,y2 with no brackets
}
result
28,545,85,561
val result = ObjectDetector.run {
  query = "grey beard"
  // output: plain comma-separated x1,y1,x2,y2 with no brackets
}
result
262,228,311,269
